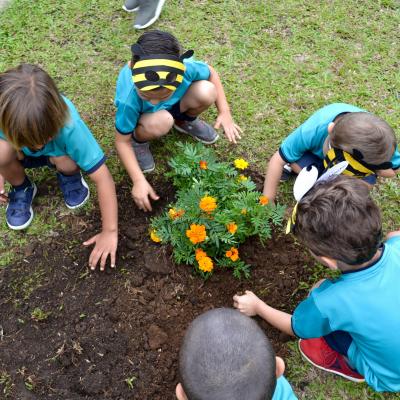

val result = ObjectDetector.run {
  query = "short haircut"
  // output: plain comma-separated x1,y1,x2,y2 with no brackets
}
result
330,112,396,166
179,308,277,400
295,176,382,266
133,30,181,60
0,63,68,149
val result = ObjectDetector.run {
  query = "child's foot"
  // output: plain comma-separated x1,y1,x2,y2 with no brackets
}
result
132,139,155,173
299,338,365,383
133,0,166,29
174,119,219,145
280,164,295,182
57,172,90,209
6,181,37,230
122,0,140,12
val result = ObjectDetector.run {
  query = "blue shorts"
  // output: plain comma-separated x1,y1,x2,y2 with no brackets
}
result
21,155,54,169
295,151,377,185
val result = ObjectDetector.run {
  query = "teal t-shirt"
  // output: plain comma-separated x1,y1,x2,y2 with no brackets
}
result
292,236,400,392
272,376,297,400
279,103,400,169
114,58,211,135
0,96,105,174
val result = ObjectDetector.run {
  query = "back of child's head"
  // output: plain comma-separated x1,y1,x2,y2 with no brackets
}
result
330,112,396,167
0,63,67,149
295,176,382,266
179,308,276,400
133,30,181,59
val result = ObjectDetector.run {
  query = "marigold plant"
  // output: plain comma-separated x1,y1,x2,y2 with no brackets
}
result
150,142,285,278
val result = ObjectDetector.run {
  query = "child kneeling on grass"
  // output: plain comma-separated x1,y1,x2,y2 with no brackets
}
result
235,176,400,392
114,30,242,212
176,308,297,400
262,103,400,203
0,64,118,271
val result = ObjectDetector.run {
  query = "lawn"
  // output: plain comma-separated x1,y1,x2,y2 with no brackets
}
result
0,0,399,399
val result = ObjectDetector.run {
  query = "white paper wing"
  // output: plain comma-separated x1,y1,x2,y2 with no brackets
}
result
293,165,319,202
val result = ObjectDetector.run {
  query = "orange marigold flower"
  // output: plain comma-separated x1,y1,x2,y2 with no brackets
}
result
150,229,162,243
241,209,247,215
186,224,207,244
198,256,213,273
199,196,217,213
195,248,207,261
238,174,248,182
199,160,208,170
225,247,239,262
259,195,269,206
226,222,238,234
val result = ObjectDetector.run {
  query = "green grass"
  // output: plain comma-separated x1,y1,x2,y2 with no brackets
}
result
0,0,399,398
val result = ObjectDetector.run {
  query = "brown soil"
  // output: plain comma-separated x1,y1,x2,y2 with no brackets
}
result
0,173,311,399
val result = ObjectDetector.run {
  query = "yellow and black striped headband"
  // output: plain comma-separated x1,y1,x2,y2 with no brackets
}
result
131,44,194,92
323,147,393,178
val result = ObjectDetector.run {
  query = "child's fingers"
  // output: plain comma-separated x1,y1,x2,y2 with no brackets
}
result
149,187,160,201
110,250,116,268
235,124,243,134
89,249,101,271
245,290,254,295
99,251,109,272
83,236,96,246
142,197,152,212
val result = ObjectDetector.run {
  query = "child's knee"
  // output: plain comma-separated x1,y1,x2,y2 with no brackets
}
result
192,80,217,105
141,112,174,137
0,140,18,167
49,155,79,173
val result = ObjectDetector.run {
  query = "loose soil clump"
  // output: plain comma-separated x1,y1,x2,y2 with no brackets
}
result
0,174,311,399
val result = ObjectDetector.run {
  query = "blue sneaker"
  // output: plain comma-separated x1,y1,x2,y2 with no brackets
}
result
6,182,37,230
57,172,90,209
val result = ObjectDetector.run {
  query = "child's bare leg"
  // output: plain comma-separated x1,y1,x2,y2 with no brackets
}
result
0,139,26,186
49,155,79,175
135,110,174,141
179,80,217,117
290,162,302,174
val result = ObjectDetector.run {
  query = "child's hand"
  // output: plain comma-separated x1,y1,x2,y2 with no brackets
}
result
214,112,242,144
132,178,159,212
0,174,8,204
233,290,261,317
83,230,118,271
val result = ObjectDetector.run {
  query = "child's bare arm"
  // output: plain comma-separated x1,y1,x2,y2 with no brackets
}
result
83,164,118,271
262,151,287,203
115,131,159,211
387,230,400,239
208,65,242,144
233,290,294,336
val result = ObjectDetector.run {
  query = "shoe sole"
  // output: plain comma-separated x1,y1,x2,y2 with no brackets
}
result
133,0,166,29
142,164,156,174
65,177,90,210
122,5,139,12
173,123,220,145
6,183,38,231
298,340,365,383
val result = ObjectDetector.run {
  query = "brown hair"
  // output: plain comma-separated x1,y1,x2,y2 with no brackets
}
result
295,176,382,267
0,63,68,149
330,112,396,166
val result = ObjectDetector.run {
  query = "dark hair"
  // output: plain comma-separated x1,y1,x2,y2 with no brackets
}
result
132,30,181,62
330,112,396,166
295,176,382,267
179,308,276,400
0,63,67,149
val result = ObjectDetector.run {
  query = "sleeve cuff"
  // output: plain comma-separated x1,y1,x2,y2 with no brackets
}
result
291,316,301,338
85,155,107,174
115,125,134,136
278,147,291,163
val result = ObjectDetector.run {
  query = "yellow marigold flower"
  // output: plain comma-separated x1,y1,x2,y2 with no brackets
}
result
241,209,247,215
225,247,239,262
195,248,207,261
226,222,238,234
259,195,269,206
234,158,249,170
169,208,185,220
199,160,208,170
186,224,207,244
199,196,217,213
238,174,248,181
198,256,213,273
150,229,162,243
